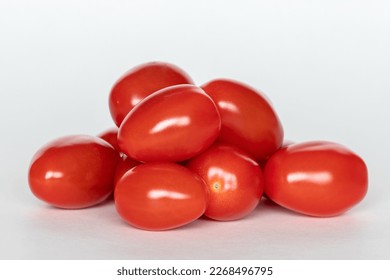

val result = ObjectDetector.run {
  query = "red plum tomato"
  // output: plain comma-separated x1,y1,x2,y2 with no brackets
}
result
201,79,284,161
115,162,208,230
118,84,221,162
264,141,368,217
28,135,120,209
109,61,194,126
187,143,264,221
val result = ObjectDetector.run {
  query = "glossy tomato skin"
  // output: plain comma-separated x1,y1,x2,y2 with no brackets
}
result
201,79,284,161
109,61,194,127
115,162,208,230
98,127,120,152
264,141,368,217
187,143,264,221
118,84,221,162
28,135,120,209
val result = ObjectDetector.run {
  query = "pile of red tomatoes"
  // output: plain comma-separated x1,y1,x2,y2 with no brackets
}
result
28,62,368,231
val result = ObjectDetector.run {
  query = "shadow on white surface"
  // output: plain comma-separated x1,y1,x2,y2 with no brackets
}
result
1,196,376,259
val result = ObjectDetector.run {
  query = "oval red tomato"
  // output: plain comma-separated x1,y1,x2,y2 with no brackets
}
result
118,84,221,162
109,61,194,127
28,135,120,209
115,162,208,230
187,143,264,221
264,141,368,217
201,79,284,161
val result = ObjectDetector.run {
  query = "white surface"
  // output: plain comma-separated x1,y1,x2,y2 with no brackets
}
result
1,0,389,259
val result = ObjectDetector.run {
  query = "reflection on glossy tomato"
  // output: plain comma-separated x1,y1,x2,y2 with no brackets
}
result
187,143,263,221
264,141,368,217
28,135,120,209
118,84,221,162
109,61,194,127
115,162,208,230
201,79,284,161
98,127,120,152
113,156,140,186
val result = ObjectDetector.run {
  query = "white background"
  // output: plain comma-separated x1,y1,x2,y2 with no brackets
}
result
1,0,389,259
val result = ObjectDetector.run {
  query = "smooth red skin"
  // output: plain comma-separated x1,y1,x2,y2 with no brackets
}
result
109,61,194,127
28,135,120,209
115,162,208,231
98,127,120,152
187,143,264,221
263,141,368,217
201,79,284,161
260,140,295,200
113,156,140,186
118,84,221,162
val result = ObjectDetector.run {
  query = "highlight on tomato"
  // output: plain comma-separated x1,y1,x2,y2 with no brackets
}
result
263,141,368,217
118,84,221,162
115,162,208,230
28,135,120,209
187,143,264,221
201,79,284,161
109,61,194,127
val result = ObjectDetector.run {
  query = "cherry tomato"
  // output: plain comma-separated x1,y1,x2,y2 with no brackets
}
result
109,61,194,127
187,143,264,221
115,162,208,230
28,135,120,209
98,127,120,152
118,84,221,162
113,156,140,186
264,141,368,217
201,79,284,161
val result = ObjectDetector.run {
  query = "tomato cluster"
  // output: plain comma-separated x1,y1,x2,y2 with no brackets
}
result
28,61,368,231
